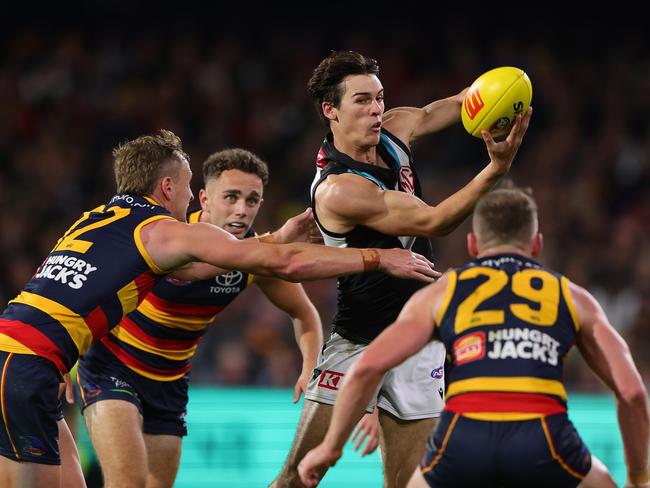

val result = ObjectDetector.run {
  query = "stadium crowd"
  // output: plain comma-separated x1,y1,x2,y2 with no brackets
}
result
0,13,648,396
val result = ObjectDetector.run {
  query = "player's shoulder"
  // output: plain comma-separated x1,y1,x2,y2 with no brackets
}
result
317,172,381,199
382,107,421,145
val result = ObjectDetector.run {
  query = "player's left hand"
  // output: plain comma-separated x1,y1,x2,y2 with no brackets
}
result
351,407,379,456
293,367,311,403
298,443,342,487
273,208,322,244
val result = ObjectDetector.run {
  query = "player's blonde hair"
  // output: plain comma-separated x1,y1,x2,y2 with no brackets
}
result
473,187,538,249
113,129,189,195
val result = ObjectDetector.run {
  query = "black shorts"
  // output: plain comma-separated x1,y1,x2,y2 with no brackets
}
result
75,343,189,437
420,410,592,488
0,351,63,465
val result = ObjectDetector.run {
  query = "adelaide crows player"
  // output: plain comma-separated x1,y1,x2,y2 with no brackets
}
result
0,130,438,488
298,188,649,488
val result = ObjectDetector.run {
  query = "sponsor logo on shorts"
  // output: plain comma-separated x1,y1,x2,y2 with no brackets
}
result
430,366,444,379
318,370,343,390
453,331,486,365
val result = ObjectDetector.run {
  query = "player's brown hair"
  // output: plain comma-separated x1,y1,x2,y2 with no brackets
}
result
472,187,538,249
202,148,269,186
307,50,379,126
113,129,189,195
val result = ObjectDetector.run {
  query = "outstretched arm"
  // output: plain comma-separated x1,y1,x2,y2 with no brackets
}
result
255,276,323,402
572,283,649,487
297,276,448,487
382,89,467,145
317,107,532,239
141,219,439,283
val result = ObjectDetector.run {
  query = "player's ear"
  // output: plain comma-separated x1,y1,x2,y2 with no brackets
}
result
322,101,337,121
531,232,543,257
467,232,479,257
160,175,174,202
198,189,208,211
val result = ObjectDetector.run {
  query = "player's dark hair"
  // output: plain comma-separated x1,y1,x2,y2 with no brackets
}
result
202,148,269,186
307,50,380,126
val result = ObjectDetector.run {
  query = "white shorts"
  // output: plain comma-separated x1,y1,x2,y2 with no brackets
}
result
304,332,446,420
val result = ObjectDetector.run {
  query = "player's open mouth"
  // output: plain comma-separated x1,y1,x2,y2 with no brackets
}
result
371,122,381,132
227,222,246,230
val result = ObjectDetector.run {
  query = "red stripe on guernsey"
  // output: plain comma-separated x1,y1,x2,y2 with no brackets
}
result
84,307,109,342
101,338,190,378
446,392,567,415
145,293,224,317
0,319,67,373
119,316,201,350
134,271,157,302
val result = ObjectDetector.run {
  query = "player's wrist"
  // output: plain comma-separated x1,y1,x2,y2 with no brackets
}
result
360,249,381,272
256,232,277,244
628,466,650,486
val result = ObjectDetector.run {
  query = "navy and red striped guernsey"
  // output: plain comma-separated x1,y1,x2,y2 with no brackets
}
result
95,210,254,381
0,194,174,374
436,253,581,421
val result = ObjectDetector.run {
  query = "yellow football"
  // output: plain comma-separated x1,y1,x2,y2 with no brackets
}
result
461,66,532,138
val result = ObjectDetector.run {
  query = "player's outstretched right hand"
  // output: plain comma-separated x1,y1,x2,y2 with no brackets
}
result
379,248,441,282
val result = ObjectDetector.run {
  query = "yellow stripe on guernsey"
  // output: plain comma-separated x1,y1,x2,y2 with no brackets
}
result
463,412,547,421
0,333,35,355
133,215,176,275
110,325,197,361
9,292,92,355
117,280,141,317
446,376,567,401
188,210,203,224
137,299,214,331
436,271,457,325
561,276,580,332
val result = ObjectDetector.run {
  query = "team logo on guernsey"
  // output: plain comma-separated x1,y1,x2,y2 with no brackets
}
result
399,166,415,194
318,370,344,390
453,331,486,365
215,271,243,287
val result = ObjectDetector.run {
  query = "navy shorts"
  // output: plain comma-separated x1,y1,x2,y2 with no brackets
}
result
75,343,189,437
420,410,592,488
0,351,63,465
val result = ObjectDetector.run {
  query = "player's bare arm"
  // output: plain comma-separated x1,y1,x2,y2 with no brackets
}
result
316,108,530,239
140,218,439,283
255,276,323,402
382,88,468,145
571,283,650,485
